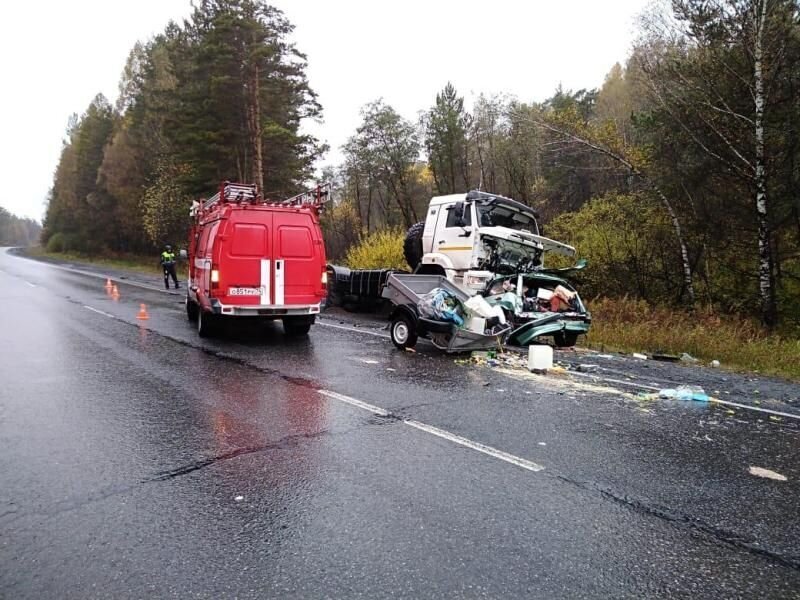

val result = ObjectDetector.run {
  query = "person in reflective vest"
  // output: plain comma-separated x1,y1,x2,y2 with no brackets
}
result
160,245,179,290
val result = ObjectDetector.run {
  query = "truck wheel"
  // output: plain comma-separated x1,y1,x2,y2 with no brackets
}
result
403,221,425,270
390,314,418,350
197,310,216,338
283,317,313,336
186,297,199,322
554,332,579,348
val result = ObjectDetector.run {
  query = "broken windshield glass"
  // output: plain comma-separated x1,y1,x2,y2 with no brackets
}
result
477,203,539,234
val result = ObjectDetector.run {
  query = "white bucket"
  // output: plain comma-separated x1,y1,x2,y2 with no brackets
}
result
527,345,553,372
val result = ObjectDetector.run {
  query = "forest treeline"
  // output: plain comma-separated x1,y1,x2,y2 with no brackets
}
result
43,0,800,328
0,208,40,246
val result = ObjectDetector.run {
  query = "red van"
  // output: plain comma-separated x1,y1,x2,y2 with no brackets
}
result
186,182,328,337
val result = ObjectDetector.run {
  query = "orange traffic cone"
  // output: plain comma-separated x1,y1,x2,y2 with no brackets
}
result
104,278,113,292
111,285,120,300
136,303,150,320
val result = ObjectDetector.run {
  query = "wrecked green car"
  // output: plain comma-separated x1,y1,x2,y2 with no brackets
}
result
481,261,591,347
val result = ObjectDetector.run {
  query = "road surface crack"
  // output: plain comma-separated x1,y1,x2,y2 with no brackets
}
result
554,474,800,572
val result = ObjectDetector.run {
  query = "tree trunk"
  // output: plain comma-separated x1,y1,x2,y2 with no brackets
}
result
754,0,777,326
651,185,696,305
248,60,264,193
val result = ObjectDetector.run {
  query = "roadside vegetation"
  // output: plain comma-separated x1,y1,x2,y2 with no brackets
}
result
38,0,799,377
26,247,188,279
586,299,800,381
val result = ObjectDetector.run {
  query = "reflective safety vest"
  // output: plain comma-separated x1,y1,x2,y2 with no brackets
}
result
161,251,176,265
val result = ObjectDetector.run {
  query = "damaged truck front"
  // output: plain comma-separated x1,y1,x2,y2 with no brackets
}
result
330,189,591,348
406,190,591,347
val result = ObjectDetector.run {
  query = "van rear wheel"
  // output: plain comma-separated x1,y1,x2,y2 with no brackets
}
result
186,297,199,322
283,316,313,336
197,310,217,338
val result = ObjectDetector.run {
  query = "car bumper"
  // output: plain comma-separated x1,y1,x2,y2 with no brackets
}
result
209,299,321,317
508,313,592,346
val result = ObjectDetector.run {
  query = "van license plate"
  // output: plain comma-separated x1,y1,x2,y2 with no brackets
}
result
228,287,262,296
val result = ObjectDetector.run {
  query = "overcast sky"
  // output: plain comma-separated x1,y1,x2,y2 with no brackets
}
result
0,0,647,221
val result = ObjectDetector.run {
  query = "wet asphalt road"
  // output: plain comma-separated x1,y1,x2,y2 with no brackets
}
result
1,248,799,599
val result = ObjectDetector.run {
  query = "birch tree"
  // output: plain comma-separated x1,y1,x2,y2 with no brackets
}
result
635,0,797,326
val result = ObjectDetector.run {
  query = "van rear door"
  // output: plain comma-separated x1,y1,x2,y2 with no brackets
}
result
221,214,272,305
274,212,320,306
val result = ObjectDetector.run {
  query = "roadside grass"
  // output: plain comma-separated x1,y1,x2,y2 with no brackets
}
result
585,297,800,381
24,247,189,279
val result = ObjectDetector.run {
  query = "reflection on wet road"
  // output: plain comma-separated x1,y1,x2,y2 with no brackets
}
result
1,249,799,598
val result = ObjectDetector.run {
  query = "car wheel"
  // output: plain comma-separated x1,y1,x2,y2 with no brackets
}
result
390,313,418,349
554,331,579,348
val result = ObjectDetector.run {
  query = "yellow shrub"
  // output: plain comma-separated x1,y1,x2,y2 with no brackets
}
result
345,228,407,271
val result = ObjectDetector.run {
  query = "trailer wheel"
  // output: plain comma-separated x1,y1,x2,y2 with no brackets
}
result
553,332,578,348
197,310,216,338
390,314,418,350
186,297,199,322
283,316,313,336
403,221,425,270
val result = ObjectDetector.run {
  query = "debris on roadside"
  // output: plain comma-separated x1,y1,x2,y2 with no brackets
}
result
710,359,721,368
527,345,553,373
748,466,788,482
658,385,709,402
652,353,680,362
632,353,648,360
576,364,599,373
680,352,699,363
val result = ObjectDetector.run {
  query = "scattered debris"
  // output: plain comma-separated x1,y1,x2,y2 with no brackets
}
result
748,466,788,482
632,353,648,360
596,354,614,359
404,347,417,353
361,359,379,365
527,345,553,373
680,352,699,363
652,353,680,362
710,359,721,368
386,368,396,372
576,364,599,373
658,385,709,402
538,442,547,446
234,495,244,502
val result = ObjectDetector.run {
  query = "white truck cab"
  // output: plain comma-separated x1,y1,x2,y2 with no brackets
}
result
415,190,575,292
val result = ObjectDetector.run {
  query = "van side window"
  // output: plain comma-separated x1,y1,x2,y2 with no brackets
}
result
445,205,472,228
198,225,212,257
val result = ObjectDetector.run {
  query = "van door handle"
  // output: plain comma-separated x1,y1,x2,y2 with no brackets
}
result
438,240,445,245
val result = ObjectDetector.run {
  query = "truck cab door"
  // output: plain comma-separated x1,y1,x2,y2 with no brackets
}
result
432,202,475,271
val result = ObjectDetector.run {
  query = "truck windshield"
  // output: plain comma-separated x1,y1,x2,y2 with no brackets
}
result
477,203,539,234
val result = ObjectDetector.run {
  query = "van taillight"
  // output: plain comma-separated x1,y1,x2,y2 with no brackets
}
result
321,271,328,286
211,266,220,289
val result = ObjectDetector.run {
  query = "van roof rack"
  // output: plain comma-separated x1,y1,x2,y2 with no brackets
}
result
193,181,332,217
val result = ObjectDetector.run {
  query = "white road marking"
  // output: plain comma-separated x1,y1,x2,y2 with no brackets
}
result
570,371,660,391
710,398,800,421
404,419,545,472
316,321,389,339
318,389,390,417
21,259,168,294
317,389,545,473
83,305,115,318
